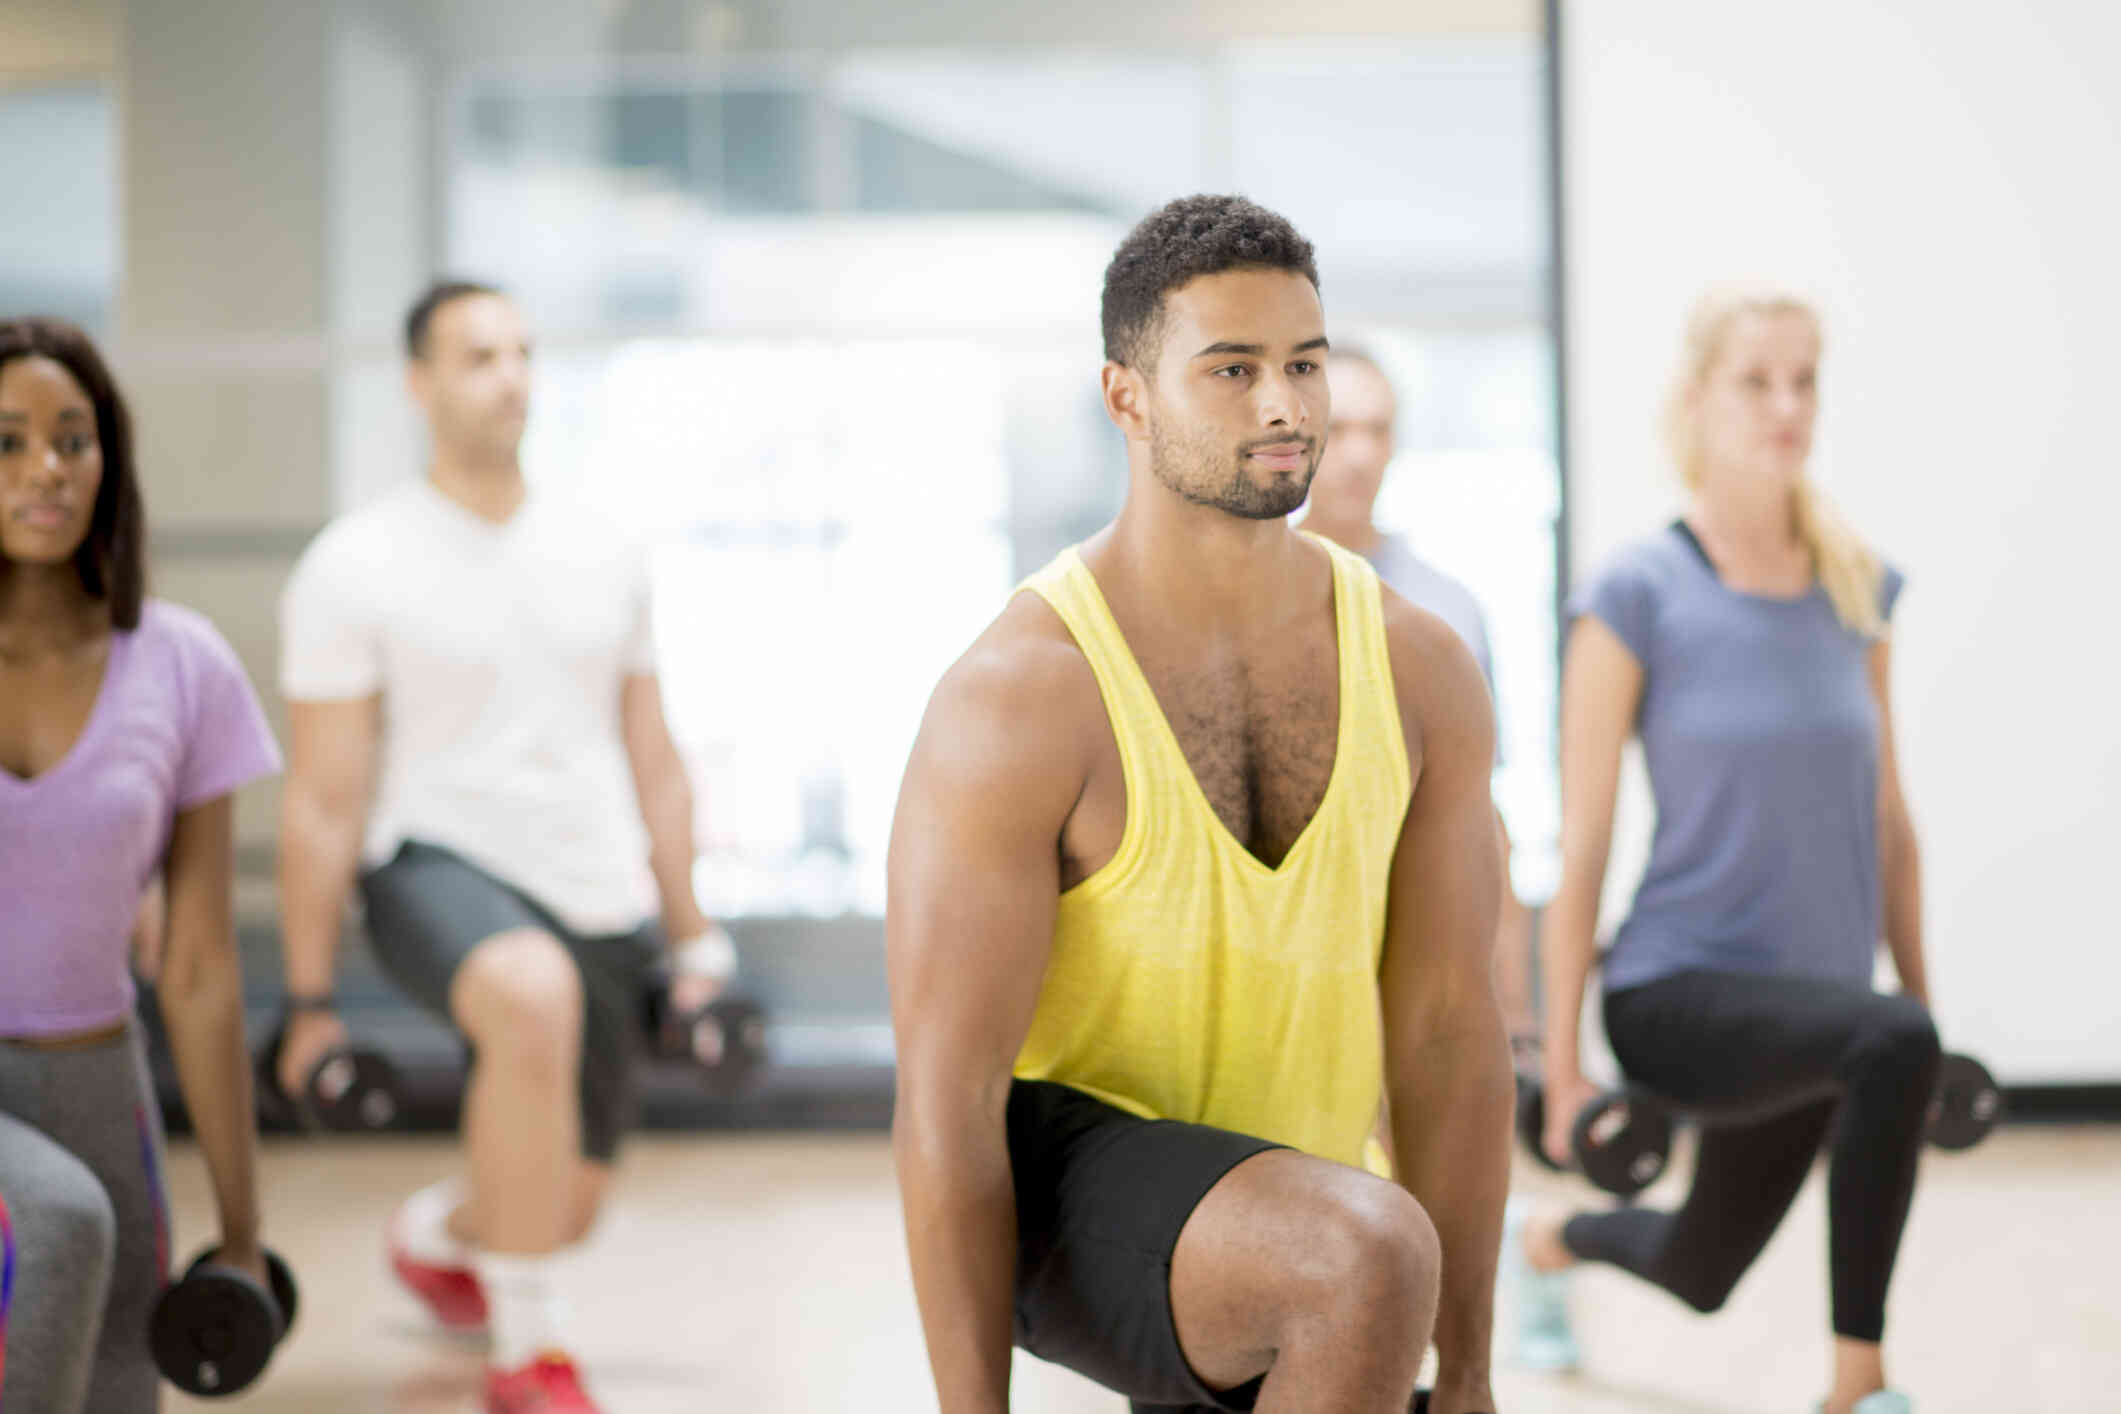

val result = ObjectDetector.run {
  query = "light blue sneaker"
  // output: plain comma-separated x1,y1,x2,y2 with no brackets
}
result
1820,1393,1913,1414
1502,1198,1580,1373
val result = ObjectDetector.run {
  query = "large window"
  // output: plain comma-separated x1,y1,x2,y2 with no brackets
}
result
438,45,1560,918
0,81,115,330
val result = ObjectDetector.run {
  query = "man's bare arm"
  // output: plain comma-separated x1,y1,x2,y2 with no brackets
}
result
1377,607,1513,1412
278,696,380,998
887,603,1093,1414
620,672,711,943
273,695,379,1091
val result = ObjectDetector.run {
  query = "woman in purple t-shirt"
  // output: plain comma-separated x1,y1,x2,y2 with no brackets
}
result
1513,290,1938,1414
0,318,283,1411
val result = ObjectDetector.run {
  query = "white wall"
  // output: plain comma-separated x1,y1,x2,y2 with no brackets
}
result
1561,0,2121,1083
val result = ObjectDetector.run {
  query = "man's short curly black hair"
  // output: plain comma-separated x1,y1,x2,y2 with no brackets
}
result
1101,195,1320,372
405,278,505,359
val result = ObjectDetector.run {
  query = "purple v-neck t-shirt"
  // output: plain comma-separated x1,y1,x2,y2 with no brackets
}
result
1571,524,1904,992
1,600,281,1037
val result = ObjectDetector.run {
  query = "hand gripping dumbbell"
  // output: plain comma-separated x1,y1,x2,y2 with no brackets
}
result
1515,1072,1675,1200
640,926,770,1098
1927,1052,2004,1151
150,1246,298,1397
256,1003,405,1132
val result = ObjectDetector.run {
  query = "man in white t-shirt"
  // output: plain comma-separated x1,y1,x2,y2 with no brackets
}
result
1300,346,1536,1043
275,282,727,1414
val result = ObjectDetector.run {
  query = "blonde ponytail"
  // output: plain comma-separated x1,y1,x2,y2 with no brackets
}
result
1792,476,1884,637
1666,286,1887,637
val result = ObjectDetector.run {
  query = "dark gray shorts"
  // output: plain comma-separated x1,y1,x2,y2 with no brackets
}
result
357,840,660,1162
1007,1080,1285,1412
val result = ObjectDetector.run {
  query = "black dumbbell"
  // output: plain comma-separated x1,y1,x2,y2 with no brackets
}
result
257,1019,405,1132
1927,1052,2004,1151
150,1246,299,1397
1515,1072,1674,1200
641,977,770,1098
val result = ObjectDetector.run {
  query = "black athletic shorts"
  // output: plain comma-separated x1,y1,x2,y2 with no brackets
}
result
357,839,661,1162
1007,1079,1286,1412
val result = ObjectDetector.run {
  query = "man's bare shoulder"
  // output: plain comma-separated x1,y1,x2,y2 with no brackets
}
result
914,590,1103,797
1376,584,1495,757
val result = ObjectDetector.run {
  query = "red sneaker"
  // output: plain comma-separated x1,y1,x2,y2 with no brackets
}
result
484,1352,602,1413
386,1202,488,1333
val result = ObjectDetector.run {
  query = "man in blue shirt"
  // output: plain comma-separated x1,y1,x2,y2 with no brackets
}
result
1301,346,1532,1040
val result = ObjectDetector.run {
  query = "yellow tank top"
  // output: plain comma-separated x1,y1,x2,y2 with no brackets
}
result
1012,535,1412,1167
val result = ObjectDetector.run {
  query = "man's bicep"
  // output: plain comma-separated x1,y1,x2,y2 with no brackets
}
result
886,674,1076,1106
280,541,386,701
285,696,381,816
1379,622,1504,1046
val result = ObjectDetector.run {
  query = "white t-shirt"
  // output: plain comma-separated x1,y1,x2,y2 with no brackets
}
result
280,479,659,933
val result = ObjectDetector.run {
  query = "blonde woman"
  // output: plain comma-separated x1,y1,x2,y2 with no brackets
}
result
1510,289,1933,1414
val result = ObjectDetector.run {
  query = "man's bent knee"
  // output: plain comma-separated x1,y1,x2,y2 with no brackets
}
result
450,928,585,1068
1298,1180,1441,1336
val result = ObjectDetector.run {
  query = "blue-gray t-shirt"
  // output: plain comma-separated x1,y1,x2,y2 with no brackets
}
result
1569,523,1904,992
1366,534,1500,762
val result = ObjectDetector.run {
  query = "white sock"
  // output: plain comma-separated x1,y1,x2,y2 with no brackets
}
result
396,1179,470,1267
473,1250,571,1370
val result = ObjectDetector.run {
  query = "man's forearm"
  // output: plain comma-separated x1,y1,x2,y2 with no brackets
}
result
1390,1013,1514,1382
639,772,708,939
895,1108,1019,1414
277,792,364,994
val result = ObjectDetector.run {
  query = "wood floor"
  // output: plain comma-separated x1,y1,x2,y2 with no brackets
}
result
163,1125,2119,1412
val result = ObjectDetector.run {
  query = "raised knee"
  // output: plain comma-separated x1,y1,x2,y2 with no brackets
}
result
455,929,583,1065
1299,1182,1441,1331
1676,1279,1735,1316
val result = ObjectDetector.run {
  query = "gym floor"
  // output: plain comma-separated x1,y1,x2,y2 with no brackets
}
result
167,1126,2119,1413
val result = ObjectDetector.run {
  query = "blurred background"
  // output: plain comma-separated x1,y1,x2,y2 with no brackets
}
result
4,0,2117,1107
0,0,1566,1115
8,2,2120,1409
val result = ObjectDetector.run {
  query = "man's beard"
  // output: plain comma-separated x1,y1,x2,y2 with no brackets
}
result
1148,418,1319,521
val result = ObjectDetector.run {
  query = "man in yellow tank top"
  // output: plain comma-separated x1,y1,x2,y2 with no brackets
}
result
888,196,1513,1414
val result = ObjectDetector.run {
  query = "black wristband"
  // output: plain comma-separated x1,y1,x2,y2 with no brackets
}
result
283,992,336,1013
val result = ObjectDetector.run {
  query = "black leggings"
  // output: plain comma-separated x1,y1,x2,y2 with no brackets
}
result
1561,970,1941,1343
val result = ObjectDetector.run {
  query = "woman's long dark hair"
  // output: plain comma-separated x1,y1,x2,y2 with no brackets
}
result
0,317,146,629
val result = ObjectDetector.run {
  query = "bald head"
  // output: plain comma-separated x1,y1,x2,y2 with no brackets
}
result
1310,351,1398,525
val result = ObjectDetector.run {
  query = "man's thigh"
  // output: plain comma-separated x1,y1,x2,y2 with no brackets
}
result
1007,1080,1282,1409
1009,1082,1428,1411
569,922,660,1163
359,840,553,1027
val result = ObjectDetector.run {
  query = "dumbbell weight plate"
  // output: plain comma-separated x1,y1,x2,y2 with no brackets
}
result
248,1248,299,1335
1928,1052,2004,1151
306,1047,403,1131
150,1249,298,1397
1570,1091,1673,1200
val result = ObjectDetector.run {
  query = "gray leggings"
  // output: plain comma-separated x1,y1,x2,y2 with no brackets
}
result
0,1022,169,1414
